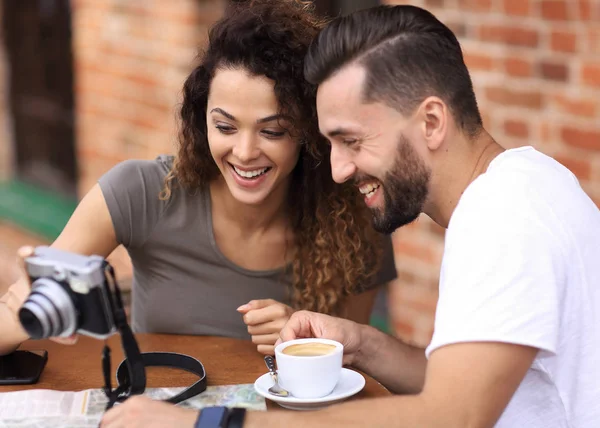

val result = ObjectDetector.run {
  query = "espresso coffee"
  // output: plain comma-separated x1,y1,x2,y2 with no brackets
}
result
281,342,337,357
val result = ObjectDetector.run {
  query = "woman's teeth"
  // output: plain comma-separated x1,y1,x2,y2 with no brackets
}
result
232,165,270,178
359,183,381,199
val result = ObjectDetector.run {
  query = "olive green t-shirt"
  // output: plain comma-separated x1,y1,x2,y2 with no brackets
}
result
98,156,397,339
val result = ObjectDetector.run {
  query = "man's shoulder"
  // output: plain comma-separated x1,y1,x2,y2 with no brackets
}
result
452,147,578,227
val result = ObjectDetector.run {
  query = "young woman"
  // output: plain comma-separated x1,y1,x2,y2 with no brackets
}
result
0,0,395,356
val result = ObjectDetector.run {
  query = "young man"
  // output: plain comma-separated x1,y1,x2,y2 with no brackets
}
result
102,5,600,427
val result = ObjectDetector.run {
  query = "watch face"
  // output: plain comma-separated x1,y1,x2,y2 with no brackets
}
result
196,406,229,428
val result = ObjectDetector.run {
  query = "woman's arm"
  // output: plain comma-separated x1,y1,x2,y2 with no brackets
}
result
338,286,382,324
0,184,119,355
341,233,397,325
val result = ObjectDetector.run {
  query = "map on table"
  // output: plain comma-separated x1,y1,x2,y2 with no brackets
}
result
0,384,266,428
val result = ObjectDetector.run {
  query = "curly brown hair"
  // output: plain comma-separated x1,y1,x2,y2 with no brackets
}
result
162,0,383,315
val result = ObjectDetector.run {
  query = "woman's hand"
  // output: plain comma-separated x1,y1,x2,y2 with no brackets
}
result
237,299,295,355
11,246,78,345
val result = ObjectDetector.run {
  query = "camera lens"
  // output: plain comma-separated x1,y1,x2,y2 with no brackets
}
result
18,278,77,339
18,308,44,339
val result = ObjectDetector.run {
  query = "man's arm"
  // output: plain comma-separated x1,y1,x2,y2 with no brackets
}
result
353,322,427,394
101,319,536,428
245,341,537,428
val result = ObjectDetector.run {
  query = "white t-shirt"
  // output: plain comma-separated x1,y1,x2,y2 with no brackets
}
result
426,146,600,427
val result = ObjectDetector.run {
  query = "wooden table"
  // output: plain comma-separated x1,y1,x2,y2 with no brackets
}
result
1,334,389,408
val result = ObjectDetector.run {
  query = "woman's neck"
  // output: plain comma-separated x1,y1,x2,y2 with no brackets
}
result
209,175,291,237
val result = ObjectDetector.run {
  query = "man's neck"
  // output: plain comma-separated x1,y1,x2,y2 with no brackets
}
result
424,129,505,228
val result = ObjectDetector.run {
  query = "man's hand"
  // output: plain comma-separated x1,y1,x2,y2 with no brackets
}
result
277,310,365,366
238,299,295,355
100,396,197,428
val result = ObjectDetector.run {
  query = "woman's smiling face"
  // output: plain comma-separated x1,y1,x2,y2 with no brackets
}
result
206,67,301,206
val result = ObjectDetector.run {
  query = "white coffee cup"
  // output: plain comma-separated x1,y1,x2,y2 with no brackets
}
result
274,338,343,399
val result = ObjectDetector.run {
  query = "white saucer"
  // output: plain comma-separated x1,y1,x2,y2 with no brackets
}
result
253,368,366,411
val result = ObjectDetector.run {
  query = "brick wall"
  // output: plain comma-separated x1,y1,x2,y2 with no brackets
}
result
72,0,226,194
384,0,600,347
70,0,226,282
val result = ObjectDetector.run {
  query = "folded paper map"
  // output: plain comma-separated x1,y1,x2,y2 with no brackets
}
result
0,384,265,428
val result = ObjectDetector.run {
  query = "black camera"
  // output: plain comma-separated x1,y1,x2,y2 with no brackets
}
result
18,246,117,340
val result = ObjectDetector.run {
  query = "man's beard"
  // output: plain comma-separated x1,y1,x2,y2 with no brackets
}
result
367,134,431,234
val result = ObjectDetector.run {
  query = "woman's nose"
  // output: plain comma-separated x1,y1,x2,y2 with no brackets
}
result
231,134,260,162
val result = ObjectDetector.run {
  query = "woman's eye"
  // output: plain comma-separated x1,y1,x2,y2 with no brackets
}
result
262,130,287,139
215,125,235,134
343,138,358,146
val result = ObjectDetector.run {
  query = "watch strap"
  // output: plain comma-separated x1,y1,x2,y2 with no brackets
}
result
227,408,247,428
195,406,229,428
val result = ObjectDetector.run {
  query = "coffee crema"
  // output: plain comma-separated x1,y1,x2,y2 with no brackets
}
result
281,343,337,357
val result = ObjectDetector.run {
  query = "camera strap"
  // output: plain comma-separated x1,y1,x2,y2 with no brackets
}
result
101,264,207,410
102,325,208,409
115,352,207,404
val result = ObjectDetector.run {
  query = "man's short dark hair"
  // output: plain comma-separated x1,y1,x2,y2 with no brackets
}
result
305,5,483,137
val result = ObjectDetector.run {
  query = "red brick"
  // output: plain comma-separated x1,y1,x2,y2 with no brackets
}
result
446,21,467,38
550,30,578,53
154,2,224,26
424,0,445,7
540,0,570,20
538,61,569,81
479,25,539,47
503,0,531,15
554,154,592,180
463,52,495,71
578,0,593,20
76,61,166,90
391,282,439,313
75,76,173,114
581,63,600,88
551,95,597,118
457,0,493,11
540,122,554,142
393,239,439,264
587,28,600,53
504,57,533,77
561,127,600,152
485,86,544,109
504,119,530,138
78,146,129,166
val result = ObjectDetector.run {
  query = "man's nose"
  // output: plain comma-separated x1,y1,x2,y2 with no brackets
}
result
330,145,356,184
232,133,260,162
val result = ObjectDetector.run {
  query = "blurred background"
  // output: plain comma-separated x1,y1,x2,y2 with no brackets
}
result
0,0,598,347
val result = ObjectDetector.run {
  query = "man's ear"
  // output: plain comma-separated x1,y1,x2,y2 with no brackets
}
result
418,96,447,151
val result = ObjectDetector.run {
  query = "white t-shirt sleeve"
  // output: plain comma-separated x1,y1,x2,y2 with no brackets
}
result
426,175,566,358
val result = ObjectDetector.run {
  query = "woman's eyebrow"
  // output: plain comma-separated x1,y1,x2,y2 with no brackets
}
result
210,107,236,120
256,114,293,124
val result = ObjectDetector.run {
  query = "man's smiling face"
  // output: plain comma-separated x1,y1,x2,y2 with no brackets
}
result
316,65,431,234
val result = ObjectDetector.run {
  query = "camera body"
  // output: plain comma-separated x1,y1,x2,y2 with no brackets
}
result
19,246,117,340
